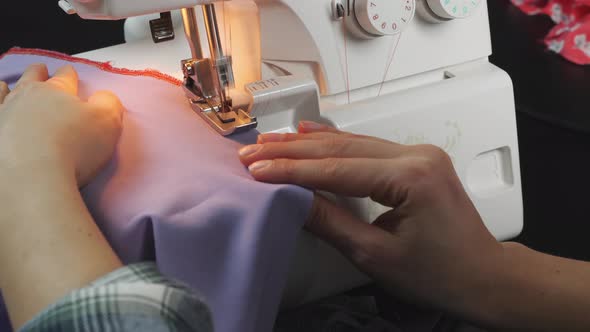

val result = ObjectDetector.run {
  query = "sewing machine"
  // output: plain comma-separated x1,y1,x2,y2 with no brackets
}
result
60,0,523,307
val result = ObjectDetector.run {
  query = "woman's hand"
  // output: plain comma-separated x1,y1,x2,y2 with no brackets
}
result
0,63,123,187
0,64,124,328
239,122,505,325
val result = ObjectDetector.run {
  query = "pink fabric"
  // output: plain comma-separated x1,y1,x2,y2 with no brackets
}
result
512,0,590,64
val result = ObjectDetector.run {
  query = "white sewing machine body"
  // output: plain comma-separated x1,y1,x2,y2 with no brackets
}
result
66,0,523,306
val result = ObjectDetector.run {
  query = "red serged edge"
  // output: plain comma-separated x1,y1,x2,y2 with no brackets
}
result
0,47,183,86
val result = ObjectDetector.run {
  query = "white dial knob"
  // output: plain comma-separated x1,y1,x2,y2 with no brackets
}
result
425,0,481,20
351,0,415,37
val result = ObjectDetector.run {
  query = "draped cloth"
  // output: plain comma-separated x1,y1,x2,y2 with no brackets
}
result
0,48,313,332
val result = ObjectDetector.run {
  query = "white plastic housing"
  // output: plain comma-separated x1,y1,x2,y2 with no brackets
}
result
66,0,218,19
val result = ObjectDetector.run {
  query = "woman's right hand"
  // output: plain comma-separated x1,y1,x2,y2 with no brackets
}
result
239,122,507,325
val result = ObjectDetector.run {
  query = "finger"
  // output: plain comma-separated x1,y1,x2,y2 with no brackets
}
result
87,90,124,121
298,120,341,134
248,158,408,207
14,63,49,89
258,131,391,145
307,195,396,270
257,131,338,144
47,65,78,95
260,124,395,147
0,81,9,104
239,136,405,166
300,121,401,146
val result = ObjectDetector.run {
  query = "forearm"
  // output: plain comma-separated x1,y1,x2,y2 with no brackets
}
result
0,162,122,329
476,242,590,331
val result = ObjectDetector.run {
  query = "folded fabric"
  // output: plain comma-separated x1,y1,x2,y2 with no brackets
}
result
511,0,590,65
0,48,313,332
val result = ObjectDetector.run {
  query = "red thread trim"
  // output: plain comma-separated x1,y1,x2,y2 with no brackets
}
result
0,47,183,86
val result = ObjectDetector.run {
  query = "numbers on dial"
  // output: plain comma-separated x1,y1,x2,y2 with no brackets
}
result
355,0,416,36
427,0,481,19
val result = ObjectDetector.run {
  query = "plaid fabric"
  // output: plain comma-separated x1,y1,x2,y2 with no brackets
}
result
19,263,213,332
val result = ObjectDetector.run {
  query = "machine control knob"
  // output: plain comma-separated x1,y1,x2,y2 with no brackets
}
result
347,0,415,38
420,0,481,22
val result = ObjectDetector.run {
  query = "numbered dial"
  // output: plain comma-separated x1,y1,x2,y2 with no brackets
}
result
354,0,415,36
425,0,481,19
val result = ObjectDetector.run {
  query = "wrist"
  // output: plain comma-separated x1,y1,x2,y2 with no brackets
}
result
0,156,121,329
0,155,75,185
0,158,77,227
474,241,530,328
441,241,527,328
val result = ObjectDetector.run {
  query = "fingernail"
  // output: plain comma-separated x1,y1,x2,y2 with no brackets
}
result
298,121,325,132
248,160,272,172
239,144,262,157
258,133,284,143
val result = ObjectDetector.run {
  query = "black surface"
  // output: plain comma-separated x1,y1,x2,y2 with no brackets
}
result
0,1,124,55
488,0,590,134
515,112,590,261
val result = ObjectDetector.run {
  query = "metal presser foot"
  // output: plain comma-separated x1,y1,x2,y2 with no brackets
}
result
187,100,258,136
180,5,257,136
182,58,257,136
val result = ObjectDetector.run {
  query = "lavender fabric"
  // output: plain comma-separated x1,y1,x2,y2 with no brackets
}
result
0,51,313,332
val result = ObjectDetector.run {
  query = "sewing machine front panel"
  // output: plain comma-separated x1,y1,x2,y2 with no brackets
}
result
250,0,493,96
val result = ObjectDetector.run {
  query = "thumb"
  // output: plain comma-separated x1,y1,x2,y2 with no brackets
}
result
87,90,124,121
0,81,9,104
307,194,394,270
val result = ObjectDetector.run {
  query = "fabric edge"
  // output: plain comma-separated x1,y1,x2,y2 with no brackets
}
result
0,47,183,86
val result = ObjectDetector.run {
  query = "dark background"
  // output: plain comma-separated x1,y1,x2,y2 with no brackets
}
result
2,0,590,273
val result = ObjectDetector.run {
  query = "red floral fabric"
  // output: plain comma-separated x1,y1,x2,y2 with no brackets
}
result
512,0,590,64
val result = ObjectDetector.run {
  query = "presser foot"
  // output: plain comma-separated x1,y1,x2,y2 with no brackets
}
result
187,99,257,136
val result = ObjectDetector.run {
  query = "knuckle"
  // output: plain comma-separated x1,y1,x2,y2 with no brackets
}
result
15,81,44,97
17,81,36,91
322,137,348,155
401,145,455,195
257,142,274,155
283,133,300,141
420,144,451,165
274,158,296,178
48,77,70,91
349,236,383,269
401,159,432,184
93,105,123,130
306,197,328,230
321,158,343,178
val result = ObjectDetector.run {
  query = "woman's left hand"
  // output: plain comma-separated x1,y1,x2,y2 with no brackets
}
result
0,63,124,187
0,64,125,328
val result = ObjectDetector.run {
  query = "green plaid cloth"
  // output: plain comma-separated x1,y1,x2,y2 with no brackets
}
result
19,263,213,332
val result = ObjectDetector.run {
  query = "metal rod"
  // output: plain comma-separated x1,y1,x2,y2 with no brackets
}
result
202,4,224,60
202,3,232,111
181,7,204,59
